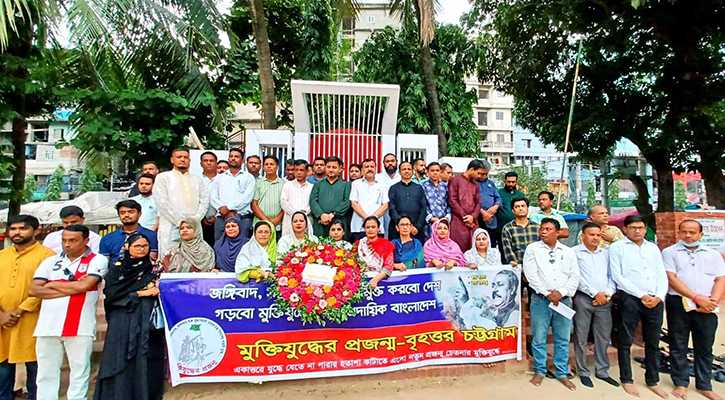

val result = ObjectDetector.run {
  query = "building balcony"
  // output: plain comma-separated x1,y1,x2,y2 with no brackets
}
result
480,140,514,153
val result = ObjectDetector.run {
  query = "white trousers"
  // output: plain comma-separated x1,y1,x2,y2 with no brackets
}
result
157,219,179,258
35,336,93,400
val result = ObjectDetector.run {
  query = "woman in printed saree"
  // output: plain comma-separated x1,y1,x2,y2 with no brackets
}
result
355,216,394,287
423,219,468,269
235,220,277,281
277,211,318,260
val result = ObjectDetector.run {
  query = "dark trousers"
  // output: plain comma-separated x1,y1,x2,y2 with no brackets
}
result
614,291,664,386
0,361,37,400
666,294,718,391
484,225,498,248
201,217,216,247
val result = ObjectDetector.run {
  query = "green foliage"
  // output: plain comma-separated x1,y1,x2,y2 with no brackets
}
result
354,25,480,156
44,165,65,201
674,181,688,210
467,0,725,209
69,89,215,167
586,183,596,208
22,175,36,203
226,0,336,127
78,166,101,193
608,180,621,202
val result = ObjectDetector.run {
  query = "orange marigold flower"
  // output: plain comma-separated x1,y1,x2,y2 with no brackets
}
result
323,285,332,294
334,258,343,266
287,278,299,289
335,249,344,257
326,297,337,306
347,259,355,266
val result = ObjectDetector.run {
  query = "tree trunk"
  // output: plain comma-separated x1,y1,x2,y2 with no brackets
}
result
700,163,725,208
249,0,277,129
419,44,446,156
8,117,28,218
649,155,674,212
626,173,653,217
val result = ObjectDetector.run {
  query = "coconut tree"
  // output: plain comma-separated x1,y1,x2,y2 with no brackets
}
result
390,0,445,155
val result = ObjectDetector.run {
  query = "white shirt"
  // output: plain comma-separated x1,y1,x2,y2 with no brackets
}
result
573,244,616,297
33,251,108,337
130,194,158,230
280,179,313,237
663,241,725,297
201,174,218,218
42,230,101,254
349,178,389,233
523,241,579,298
209,170,255,216
609,237,668,300
154,169,209,225
375,172,401,191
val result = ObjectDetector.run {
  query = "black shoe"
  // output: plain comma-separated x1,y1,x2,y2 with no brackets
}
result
546,369,574,379
579,376,593,388
596,376,620,387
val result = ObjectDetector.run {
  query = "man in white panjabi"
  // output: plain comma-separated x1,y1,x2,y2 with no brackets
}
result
153,148,209,257
280,159,313,237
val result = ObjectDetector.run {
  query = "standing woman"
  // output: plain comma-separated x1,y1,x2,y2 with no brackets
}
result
391,215,424,270
162,218,216,273
94,234,164,400
277,211,318,259
424,219,468,269
214,217,246,272
464,228,501,269
235,221,277,279
356,216,394,287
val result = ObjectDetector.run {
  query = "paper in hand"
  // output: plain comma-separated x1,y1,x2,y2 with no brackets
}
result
548,301,576,320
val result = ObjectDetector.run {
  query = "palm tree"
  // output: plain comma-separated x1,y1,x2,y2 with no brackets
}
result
0,0,227,217
390,0,446,155
248,0,277,129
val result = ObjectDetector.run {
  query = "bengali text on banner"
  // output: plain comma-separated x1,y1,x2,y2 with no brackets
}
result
159,266,522,385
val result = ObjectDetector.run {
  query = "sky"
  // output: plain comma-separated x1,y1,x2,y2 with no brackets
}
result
437,0,472,25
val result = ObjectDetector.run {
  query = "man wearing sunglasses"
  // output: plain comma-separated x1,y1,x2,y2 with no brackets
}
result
30,225,108,400
662,219,725,400
523,218,579,390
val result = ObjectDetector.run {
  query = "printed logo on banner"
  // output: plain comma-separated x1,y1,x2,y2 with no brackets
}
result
170,317,227,376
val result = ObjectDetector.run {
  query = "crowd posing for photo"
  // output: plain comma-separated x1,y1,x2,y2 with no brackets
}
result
0,147,722,400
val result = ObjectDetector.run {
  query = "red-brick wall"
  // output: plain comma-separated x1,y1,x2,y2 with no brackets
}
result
655,211,725,250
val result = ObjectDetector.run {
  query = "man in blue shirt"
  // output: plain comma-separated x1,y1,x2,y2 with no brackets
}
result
99,199,159,265
477,159,501,247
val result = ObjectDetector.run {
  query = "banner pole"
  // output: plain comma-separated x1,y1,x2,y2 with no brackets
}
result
557,39,583,211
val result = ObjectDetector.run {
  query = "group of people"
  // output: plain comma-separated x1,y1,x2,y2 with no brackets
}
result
0,147,722,400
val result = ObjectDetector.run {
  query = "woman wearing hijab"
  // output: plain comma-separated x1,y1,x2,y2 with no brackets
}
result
162,218,216,273
235,220,277,279
464,228,502,269
424,219,468,269
277,211,318,260
391,215,424,270
94,234,164,400
355,216,394,287
214,217,245,272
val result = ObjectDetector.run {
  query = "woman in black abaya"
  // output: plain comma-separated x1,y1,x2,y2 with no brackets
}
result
94,233,165,400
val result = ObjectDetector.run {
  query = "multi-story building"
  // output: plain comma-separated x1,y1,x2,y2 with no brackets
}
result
466,80,515,166
512,125,567,179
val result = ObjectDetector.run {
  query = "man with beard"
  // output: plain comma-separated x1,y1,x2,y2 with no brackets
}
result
496,172,525,250
0,215,54,400
448,159,484,250
376,153,401,237
280,160,313,237
153,148,209,256
210,148,256,242
130,173,157,231
309,157,351,237
307,156,327,184
440,163,453,182
284,159,296,181
245,155,262,179
99,199,158,265
478,160,501,247
412,158,427,184
128,161,160,197
422,162,451,234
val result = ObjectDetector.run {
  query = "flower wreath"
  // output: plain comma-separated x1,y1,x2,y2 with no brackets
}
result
269,237,366,325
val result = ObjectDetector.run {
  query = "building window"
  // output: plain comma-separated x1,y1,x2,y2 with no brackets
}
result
496,134,505,144
477,111,487,126
478,88,489,99
525,139,531,148
367,15,376,24
342,16,355,33
495,111,504,121
25,144,37,160
30,122,49,142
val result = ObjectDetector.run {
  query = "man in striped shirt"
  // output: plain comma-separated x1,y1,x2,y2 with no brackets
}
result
501,197,539,267
251,155,285,237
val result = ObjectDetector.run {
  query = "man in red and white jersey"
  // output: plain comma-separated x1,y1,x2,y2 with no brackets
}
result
30,225,108,400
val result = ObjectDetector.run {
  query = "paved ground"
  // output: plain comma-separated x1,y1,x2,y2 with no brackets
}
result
164,309,725,400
